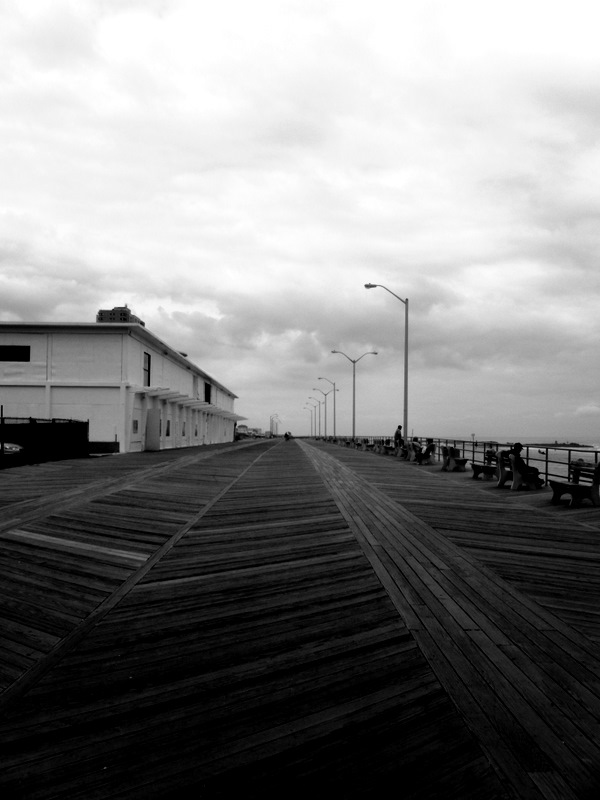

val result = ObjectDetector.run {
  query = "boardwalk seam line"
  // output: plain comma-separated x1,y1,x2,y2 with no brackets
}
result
299,440,600,798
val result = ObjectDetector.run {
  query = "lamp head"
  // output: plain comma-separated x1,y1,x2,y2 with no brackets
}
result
364,283,377,289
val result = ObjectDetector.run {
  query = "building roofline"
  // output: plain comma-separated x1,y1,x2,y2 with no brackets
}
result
0,321,238,399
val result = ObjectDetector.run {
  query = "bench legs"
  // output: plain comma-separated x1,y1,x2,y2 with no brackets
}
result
549,481,600,507
497,471,512,488
472,464,497,480
511,475,539,491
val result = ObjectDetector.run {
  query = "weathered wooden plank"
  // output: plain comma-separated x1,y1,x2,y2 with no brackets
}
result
0,440,508,798
5,438,599,797
301,440,600,800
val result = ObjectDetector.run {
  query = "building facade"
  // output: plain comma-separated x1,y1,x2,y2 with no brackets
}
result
0,319,243,453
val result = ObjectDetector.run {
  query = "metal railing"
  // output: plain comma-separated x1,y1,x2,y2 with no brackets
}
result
308,434,600,483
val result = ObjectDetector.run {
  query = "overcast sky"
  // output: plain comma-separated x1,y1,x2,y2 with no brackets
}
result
2,0,600,443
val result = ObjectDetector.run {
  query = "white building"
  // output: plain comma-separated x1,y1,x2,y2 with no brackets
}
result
0,318,244,453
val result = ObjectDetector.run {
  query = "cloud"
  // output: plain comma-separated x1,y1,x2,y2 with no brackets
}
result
574,404,600,417
1,0,600,440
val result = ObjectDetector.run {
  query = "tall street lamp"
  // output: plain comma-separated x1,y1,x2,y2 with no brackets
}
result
365,283,409,442
303,406,314,437
313,387,333,438
318,377,337,437
309,396,322,437
331,350,378,439
306,401,318,437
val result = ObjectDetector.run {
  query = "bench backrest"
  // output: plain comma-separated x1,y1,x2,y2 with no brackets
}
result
569,461,600,484
508,453,526,478
589,463,600,485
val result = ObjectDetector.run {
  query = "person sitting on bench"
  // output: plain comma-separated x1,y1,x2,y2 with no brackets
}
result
408,436,422,461
511,442,544,489
416,438,435,464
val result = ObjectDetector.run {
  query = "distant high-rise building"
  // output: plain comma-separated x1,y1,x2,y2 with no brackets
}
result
96,305,145,326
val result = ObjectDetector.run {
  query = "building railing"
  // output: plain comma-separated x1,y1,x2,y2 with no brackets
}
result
0,414,90,465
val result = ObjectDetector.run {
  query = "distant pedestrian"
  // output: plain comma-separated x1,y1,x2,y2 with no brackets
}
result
394,424,403,450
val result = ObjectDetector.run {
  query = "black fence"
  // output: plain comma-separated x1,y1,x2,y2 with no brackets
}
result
0,415,89,468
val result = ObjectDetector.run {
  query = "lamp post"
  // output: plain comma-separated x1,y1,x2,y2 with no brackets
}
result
304,406,314,436
304,407,314,437
306,401,318,438
318,377,337,437
331,350,378,439
309,396,322,437
365,283,409,443
312,387,333,438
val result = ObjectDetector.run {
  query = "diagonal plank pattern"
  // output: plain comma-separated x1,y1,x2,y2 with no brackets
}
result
0,443,269,694
0,441,508,798
300,440,600,800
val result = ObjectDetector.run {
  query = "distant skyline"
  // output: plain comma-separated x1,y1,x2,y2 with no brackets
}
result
2,1,600,443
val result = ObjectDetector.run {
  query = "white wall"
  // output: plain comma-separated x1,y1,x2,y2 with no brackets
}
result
125,337,196,396
0,385,47,417
51,333,124,382
0,334,49,383
50,386,121,441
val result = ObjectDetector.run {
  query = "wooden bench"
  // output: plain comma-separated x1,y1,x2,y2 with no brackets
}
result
508,453,541,491
495,452,541,491
496,452,513,488
375,439,396,455
416,443,436,465
441,446,467,472
406,440,421,462
441,446,450,471
449,447,467,472
568,460,597,482
550,462,600,507
471,463,497,480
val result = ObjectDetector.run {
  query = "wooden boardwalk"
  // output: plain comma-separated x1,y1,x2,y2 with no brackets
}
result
0,439,599,798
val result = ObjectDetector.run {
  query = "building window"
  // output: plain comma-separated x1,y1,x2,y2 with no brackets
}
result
143,352,151,386
166,419,171,437
182,422,186,436
0,345,30,361
132,419,139,434
204,382,212,403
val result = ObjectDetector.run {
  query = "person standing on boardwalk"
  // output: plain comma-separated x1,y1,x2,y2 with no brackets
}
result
394,424,405,457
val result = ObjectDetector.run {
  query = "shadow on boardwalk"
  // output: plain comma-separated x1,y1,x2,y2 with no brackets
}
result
0,439,599,798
